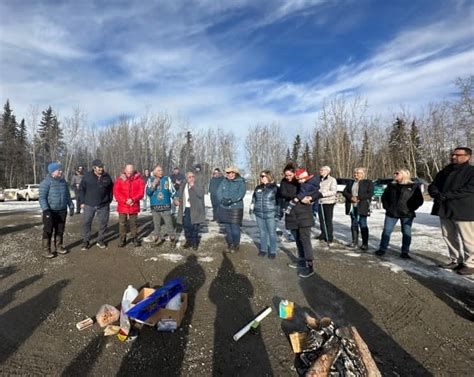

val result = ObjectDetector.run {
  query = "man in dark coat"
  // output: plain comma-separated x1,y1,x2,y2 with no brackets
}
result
429,147,474,276
175,171,206,250
208,168,224,221
79,159,114,250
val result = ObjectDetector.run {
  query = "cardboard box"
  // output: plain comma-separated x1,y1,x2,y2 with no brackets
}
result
130,288,188,327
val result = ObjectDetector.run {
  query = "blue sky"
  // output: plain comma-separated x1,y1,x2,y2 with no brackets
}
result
0,0,473,133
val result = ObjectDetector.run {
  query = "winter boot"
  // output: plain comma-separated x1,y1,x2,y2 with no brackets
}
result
346,227,358,248
42,237,56,259
298,261,315,278
55,234,68,254
360,228,369,250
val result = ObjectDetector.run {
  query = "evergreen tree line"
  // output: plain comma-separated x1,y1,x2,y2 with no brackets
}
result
0,76,472,188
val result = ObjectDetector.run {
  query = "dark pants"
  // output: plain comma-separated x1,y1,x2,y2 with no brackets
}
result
43,209,67,239
318,203,335,242
119,213,138,240
74,189,82,213
211,198,219,220
291,227,313,264
225,223,241,247
350,207,368,229
183,208,201,246
83,204,110,243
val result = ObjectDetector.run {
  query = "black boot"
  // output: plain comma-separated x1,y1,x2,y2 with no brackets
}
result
360,228,369,250
42,238,56,259
55,233,68,255
347,227,358,248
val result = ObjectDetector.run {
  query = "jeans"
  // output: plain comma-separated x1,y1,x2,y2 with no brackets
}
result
379,216,413,253
256,216,277,254
318,203,335,242
83,204,110,243
350,207,368,229
291,227,313,262
183,208,201,246
225,223,241,247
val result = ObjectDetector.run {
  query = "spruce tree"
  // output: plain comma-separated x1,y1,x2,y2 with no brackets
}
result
1,100,19,187
389,117,410,170
409,121,422,177
179,131,195,172
285,148,291,164
291,134,301,166
16,118,29,186
360,130,371,170
302,142,311,171
37,106,64,175
312,131,322,170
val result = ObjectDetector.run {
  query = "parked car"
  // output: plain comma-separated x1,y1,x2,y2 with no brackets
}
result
17,184,40,201
0,187,4,202
372,177,428,195
336,178,352,203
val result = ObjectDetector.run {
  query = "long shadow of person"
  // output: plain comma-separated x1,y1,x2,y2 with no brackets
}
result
209,253,272,376
60,334,109,376
0,221,43,236
116,254,206,376
405,270,474,321
0,274,43,310
299,274,431,376
0,279,70,366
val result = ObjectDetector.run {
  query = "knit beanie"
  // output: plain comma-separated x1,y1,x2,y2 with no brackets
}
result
48,162,63,174
295,168,309,180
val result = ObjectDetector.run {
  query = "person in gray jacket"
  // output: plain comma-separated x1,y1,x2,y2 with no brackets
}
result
317,166,338,244
71,166,84,214
39,162,74,258
175,171,206,250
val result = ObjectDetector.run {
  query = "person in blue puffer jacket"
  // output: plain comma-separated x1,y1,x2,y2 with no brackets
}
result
250,170,280,259
39,162,74,259
215,166,246,252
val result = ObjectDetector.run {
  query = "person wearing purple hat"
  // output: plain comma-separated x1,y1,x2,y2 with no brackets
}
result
38,162,75,258
78,159,114,250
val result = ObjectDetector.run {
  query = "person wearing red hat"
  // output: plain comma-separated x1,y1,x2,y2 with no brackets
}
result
285,168,321,215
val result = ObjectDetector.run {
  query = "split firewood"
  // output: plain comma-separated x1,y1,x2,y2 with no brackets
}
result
350,327,382,377
305,337,341,377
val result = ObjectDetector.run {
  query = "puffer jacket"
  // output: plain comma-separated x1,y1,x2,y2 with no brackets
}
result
251,183,279,219
39,175,74,211
113,172,145,214
146,176,176,211
319,175,337,204
382,182,424,218
279,178,314,229
216,175,246,224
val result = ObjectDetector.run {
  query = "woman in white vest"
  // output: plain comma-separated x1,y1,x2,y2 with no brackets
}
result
317,166,338,244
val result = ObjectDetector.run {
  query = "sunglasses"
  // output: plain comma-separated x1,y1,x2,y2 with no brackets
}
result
452,153,467,157
260,174,266,178
394,172,400,175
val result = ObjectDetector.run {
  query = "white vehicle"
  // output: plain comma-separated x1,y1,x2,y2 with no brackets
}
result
17,184,40,201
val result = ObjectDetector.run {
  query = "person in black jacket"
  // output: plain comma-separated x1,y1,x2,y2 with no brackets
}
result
250,170,280,259
209,168,224,221
343,167,373,250
78,159,114,250
375,169,424,258
428,147,474,276
280,164,321,278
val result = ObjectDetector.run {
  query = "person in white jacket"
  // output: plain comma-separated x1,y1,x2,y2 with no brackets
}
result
317,166,338,244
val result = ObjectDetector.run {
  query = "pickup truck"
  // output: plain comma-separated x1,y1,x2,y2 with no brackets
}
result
17,184,40,201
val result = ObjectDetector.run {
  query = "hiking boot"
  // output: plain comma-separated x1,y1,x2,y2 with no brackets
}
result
258,251,267,257
400,252,411,259
359,244,369,251
298,267,315,278
41,238,56,259
268,254,276,260
439,262,462,270
375,249,386,256
457,265,474,276
81,242,90,251
56,245,68,255
96,241,107,249
54,234,68,255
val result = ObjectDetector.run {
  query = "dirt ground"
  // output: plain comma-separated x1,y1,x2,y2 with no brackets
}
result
0,208,473,376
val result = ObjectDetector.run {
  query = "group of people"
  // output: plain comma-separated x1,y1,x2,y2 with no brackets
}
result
38,146,473,277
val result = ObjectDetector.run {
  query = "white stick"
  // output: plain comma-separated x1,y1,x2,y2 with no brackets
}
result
233,306,272,341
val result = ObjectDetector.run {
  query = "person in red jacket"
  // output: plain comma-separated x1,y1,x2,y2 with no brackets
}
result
113,164,145,247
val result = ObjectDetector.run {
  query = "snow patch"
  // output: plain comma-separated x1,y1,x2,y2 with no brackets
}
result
197,256,214,263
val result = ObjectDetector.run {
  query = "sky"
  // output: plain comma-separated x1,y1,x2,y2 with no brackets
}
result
0,0,473,135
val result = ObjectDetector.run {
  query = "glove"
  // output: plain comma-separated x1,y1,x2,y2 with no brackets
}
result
43,209,52,218
69,207,74,217
222,198,233,206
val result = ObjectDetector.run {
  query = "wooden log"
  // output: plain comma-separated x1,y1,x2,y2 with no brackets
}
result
305,339,341,377
350,327,382,377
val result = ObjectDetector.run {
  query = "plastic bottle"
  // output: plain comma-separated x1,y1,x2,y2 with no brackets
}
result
279,299,294,319
117,285,139,341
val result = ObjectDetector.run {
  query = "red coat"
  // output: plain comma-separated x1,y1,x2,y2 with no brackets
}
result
113,172,145,214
